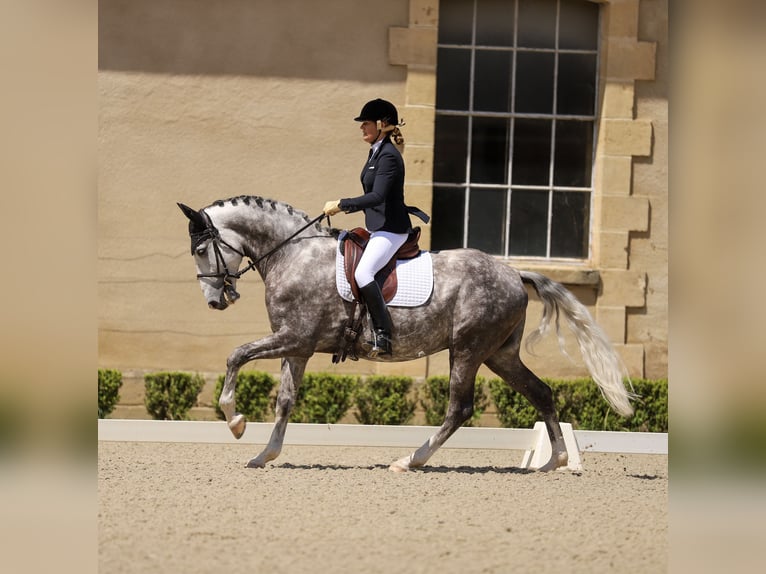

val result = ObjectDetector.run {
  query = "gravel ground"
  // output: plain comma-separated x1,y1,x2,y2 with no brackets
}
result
98,441,667,573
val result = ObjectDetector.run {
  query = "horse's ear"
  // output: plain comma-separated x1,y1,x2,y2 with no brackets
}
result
177,203,205,228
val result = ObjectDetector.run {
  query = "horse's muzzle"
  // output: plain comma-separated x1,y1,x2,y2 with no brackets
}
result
208,285,239,310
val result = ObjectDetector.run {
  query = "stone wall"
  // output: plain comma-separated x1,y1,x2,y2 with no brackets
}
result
99,0,667,382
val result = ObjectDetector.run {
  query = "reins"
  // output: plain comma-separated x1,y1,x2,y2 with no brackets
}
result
196,211,328,284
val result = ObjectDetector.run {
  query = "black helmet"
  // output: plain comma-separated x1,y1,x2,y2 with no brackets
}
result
354,98,399,125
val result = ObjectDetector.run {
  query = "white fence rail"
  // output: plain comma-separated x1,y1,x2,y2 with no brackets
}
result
99,419,667,471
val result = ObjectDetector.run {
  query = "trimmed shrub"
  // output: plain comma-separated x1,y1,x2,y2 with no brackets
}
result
488,377,668,432
98,368,123,418
354,375,416,425
488,378,539,429
554,378,667,432
419,375,490,427
212,371,277,422
291,372,358,424
144,372,205,420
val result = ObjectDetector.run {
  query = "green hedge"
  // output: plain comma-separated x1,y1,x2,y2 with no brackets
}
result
419,375,489,427
98,368,123,418
144,372,205,420
354,375,416,425
101,367,668,432
489,377,668,432
212,371,277,422
291,372,358,423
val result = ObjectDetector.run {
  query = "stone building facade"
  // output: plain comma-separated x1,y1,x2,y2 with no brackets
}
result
99,0,667,386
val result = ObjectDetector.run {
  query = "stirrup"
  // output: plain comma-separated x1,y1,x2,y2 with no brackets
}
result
367,329,392,358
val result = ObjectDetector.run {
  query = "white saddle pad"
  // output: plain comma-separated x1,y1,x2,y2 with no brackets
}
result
335,248,433,307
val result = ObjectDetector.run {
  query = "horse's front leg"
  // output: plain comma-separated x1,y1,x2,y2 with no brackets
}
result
246,356,307,468
218,330,311,440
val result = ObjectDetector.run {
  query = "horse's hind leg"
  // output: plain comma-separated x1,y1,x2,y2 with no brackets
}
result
484,334,569,471
246,356,306,468
390,352,481,472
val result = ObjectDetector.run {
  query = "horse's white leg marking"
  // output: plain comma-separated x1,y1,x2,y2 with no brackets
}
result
534,425,569,472
246,357,307,468
219,366,246,439
390,354,480,472
221,332,311,441
390,434,444,472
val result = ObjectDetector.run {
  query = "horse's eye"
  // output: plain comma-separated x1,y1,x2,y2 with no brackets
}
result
195,245,207,256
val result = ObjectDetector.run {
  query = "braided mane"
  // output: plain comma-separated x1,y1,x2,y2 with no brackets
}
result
206,195,337,236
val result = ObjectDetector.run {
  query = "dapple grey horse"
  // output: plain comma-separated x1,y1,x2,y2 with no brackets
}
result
178,196,634,471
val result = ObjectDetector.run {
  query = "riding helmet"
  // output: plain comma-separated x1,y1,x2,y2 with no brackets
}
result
354,98,399,125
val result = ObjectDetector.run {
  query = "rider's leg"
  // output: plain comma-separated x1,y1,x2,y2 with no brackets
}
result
354,231,407,356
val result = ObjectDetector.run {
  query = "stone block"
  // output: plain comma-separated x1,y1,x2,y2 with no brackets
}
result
615,343,645,379
602,118,653,157
597,230,630,270
403,144,434,183
409,0,438,27
595,154,633,196
599,269,647,307
605,39,657,81
389,27,437,68
601,195,649,232
401,105,434,145
405,69,436,107
596,305,627,344
605,0,640,38
602,80,635,119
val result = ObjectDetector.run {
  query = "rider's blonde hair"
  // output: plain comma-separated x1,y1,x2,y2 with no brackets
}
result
380,121,405,150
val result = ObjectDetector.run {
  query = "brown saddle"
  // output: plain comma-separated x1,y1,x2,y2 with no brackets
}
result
341,227,422,303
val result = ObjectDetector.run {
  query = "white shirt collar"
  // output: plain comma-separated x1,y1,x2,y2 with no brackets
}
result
369,138,385,159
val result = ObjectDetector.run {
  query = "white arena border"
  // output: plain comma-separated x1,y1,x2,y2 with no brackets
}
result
99,419,667,471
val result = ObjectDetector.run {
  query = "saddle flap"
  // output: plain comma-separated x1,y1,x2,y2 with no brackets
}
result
341,227,421,304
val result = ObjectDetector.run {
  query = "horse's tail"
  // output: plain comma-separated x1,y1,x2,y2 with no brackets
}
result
520,270,636,417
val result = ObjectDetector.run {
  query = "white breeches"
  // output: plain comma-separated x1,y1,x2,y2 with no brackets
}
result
354,230,409,286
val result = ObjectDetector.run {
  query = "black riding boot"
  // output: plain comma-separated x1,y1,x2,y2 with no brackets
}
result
359,281,393,357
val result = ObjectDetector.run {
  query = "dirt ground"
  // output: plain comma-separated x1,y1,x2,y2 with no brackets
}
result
98,441,667,573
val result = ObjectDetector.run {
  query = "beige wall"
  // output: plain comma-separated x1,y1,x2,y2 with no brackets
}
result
99,0,667,385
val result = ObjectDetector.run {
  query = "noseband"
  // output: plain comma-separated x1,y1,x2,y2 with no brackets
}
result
193,210,327,298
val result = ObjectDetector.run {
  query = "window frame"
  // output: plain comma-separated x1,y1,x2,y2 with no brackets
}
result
433,0,602,263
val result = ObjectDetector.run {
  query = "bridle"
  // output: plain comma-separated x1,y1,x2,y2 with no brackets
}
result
193,210,328,301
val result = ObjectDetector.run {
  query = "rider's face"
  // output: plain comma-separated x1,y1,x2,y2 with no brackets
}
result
360,120,383,145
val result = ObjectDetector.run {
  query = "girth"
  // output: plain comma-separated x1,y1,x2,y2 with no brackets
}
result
340,227,421,303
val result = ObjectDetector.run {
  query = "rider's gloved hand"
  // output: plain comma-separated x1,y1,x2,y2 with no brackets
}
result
323,200,342,216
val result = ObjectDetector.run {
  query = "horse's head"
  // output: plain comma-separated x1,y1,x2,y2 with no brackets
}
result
178,203,244,311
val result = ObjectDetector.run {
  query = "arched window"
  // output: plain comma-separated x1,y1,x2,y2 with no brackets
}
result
431,0,599,260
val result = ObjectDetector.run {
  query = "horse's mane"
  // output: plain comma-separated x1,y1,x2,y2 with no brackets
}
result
206,195,340,237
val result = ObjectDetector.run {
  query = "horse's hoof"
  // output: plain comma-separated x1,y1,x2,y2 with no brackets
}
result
389,456,412,473
245,458,265,469
228,414,246,439
535,452,568,472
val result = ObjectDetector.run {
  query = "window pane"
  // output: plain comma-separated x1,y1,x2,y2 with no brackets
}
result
434,115,469,183
476,0,515,46
557,53,597,115
551,191,589,258
438,0,473,44
559,0,599,50
509,189,548,256
468,187,507,254
436,48,471,110
515,51,555,114
554,120,593,187
431,186,466,250
474,49,512,112
512,118,551,185
470,117,509,184
518,0,557,49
